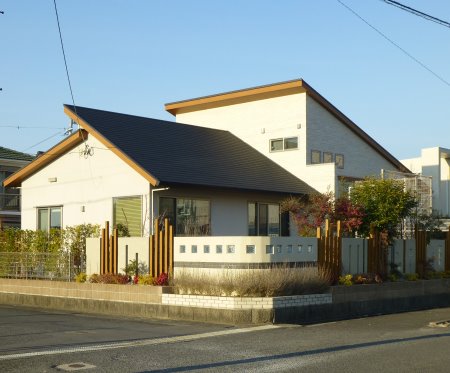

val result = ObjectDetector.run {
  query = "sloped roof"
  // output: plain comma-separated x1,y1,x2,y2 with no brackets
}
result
165,79,410,173
6,105,314,195
0,146,34,162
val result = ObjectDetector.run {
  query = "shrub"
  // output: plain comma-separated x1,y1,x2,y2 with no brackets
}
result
405,273,419,281
172,265,330,297
88,273,130,284
75,272,87,283
155,272,169,286
338,274,353,286
138,274,155,285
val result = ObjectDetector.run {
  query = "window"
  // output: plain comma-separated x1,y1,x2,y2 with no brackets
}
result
113,196,142,236
216,245,223,254
335,154,344,169
246,245,255,254
284,137,298,150
227,245,235,254
323,152,333,163
203,245,210,254
270,137,298,152
270,138,283,152
311,150,321,164
37,206,62,232
248,202,282,236
159,197,210,236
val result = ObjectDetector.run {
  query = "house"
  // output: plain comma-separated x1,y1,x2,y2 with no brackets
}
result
165,79,410,195
0,146,33,228
4,79,410,237
4,105,313,237
401,147,450,216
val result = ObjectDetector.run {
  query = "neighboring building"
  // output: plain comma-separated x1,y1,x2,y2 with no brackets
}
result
0,146,33,228
401,147,450,216
4,105,313,237
165,79,410,195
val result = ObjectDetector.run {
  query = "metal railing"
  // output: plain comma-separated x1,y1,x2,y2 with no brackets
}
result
0,252,84,281
0,193,20,211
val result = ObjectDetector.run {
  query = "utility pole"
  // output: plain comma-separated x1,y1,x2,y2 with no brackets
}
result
1,11,3,91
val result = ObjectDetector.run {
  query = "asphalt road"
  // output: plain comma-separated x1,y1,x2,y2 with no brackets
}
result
1,305,450,372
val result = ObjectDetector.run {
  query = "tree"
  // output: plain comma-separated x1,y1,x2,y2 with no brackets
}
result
281,191,364,237
349,177,417,239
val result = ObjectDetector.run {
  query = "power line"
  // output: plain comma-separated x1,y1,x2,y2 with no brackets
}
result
0,125,66,130
337,0,450,88
380,0,450,29
22,131,64,152
53,0,83,140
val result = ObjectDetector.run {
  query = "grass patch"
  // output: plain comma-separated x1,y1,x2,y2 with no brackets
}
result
172,265,330,297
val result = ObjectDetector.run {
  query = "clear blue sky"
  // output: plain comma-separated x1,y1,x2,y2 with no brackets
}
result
1,0,449,159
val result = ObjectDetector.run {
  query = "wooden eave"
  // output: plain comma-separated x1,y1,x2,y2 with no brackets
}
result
165,79,306,115
63,106,160,186
165,79,410,174
3,130,87,188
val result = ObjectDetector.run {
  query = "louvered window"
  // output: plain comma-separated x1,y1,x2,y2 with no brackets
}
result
113,196,142,237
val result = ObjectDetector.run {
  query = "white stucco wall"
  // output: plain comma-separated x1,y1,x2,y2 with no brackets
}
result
401,147,450,216
21,135,150,233
175,92,399,195
306,96,396,181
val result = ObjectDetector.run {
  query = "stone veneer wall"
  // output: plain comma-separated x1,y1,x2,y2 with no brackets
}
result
162,293,332,309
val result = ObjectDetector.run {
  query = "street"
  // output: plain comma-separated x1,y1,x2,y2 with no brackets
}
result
0,305,450,372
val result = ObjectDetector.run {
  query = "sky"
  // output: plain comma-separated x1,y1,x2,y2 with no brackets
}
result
1,0,449,160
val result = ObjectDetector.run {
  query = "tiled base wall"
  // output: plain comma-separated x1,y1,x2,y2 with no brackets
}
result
162,293,332,309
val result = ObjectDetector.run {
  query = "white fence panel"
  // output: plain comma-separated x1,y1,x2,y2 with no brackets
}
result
341,238,367,275
427,239,445,272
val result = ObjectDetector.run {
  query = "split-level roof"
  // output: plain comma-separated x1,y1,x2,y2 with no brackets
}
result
165,79,410,173
5,105,314,195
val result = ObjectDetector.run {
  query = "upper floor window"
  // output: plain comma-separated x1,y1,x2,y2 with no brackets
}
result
323,152,333,163
37,206,62,232
270,137,298,152
335,154,345,169
311,150,321,164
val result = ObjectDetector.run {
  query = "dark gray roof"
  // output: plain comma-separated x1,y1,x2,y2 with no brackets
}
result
0,146,34,162
64,105,314,195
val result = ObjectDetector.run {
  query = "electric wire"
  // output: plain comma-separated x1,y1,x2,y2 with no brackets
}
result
53,0,85,141
337,0,450,88
22,131,64,152
0,125,66,130
380,0,450,29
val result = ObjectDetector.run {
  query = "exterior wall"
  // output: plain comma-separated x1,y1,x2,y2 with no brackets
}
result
401,147,450,216
175,92,399,194
154,186,293,236
306,96,396,188
21,136,150,233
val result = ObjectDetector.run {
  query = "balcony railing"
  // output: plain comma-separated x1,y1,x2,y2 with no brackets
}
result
0,193,20,212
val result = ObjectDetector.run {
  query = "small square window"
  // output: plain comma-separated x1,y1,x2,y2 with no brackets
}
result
297,245,303,253
287,244,293,253
266,245,274,254
284,137,298,150
307,245,312,253
216,245,223,254
276,245,282,254
246,245,255,254
179,245,186,253
203,245,210,254
311,150,321,164
335,154,344,169
191,245,197,254
323,152,333,163
270,139,283,152
227,245,235,254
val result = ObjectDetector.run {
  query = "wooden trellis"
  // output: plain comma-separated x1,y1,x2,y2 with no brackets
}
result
317,219,342,281
100,221,118,275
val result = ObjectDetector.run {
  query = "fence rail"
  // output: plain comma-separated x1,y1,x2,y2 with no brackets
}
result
0,252,81,281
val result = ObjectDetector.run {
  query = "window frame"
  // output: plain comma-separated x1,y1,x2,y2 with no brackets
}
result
36,206,62,232
269,136,299,152
311,150,322,164
323,152,333,164
335,153,345,169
